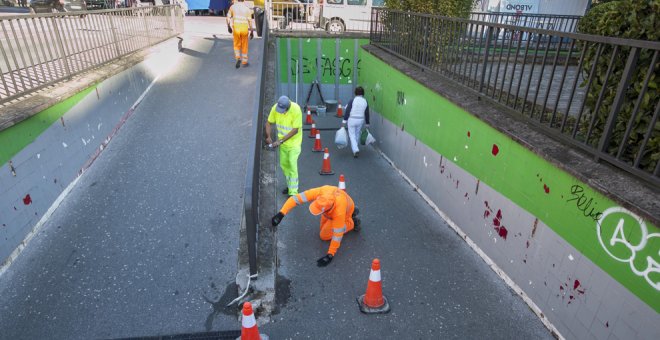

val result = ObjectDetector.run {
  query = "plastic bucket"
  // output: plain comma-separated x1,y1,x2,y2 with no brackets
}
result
324,100,338,113
317,105,327,116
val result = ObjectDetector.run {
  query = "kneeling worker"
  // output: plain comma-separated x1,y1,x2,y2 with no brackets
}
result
271,185,361,267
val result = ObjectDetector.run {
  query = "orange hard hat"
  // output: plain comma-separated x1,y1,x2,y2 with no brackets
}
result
309,194,335,216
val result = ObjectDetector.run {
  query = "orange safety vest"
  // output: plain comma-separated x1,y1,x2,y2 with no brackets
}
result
280,185,355,256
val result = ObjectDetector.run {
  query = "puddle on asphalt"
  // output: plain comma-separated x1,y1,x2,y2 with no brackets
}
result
202,280,240,331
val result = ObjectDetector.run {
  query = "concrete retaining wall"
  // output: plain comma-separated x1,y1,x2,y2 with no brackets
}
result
0,60,160,270
359,49,659,339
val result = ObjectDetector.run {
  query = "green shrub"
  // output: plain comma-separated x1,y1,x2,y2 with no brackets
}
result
577,0,659,172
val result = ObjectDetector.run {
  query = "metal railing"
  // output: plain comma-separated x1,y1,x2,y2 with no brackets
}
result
371,8,660,187
244,9,270,276
266,1,374,33
267,1,319,32
469,12,581,33
0,5,184,105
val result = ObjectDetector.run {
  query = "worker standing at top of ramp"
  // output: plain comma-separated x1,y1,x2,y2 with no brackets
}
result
271,185,362,267
227,0,254,68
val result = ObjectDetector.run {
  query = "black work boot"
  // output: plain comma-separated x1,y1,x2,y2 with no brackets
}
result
353,217,361,232
235,59,241,68
352,207,360,218
282,188,289,195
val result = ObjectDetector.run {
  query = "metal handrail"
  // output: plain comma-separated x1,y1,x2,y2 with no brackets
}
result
370,8,660,187
0,5,184,105
244,9,269,276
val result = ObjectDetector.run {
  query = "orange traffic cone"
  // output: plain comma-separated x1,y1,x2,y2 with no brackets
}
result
312,132,323,152
357,259,391,314
308,122,317,138
239,301,268,340
319,148,335,175
305,107,313,125
338,174,346,190
336,100,343,118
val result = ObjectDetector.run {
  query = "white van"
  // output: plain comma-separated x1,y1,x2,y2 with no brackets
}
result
320,0,385,33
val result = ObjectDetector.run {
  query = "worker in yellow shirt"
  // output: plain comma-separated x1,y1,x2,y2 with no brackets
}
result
265,96,303,196
271,185,361,267
227,0,254,68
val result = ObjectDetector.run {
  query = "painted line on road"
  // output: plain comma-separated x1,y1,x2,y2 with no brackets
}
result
374,146,565,340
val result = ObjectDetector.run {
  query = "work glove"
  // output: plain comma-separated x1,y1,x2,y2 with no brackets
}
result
316,254,333,267
271,212,285,226
249,31,254,40
227,24,232,34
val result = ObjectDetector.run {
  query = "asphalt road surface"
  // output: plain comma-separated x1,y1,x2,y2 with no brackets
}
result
0,17,258,338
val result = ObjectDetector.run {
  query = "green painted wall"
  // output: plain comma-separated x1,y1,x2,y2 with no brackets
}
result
360,50,660,312
0,86,96,166
278,38,369,84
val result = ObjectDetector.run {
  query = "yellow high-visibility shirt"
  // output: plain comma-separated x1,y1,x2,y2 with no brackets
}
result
229,2,252,32
268,102,303,150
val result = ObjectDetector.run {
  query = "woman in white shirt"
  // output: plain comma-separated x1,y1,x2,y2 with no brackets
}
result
341,86,370,158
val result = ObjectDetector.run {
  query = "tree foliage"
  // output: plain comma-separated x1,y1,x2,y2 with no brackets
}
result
576,0,659,173
386,0,476,18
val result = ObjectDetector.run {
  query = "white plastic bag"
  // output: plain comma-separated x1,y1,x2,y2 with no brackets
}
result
365,130,376,145
335,127,348,149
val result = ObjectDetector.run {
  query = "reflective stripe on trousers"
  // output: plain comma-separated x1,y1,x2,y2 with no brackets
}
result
279,147,301,195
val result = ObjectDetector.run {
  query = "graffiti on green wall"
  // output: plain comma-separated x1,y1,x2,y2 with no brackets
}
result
278,38,368,85
359,50,660,312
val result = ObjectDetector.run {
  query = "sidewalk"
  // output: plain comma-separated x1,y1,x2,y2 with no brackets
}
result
260,113,554,338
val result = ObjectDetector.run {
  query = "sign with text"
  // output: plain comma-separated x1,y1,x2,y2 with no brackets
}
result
501,0,539,14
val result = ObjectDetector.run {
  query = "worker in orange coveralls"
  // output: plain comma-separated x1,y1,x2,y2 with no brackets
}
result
227,0,254,68
271,185,361,267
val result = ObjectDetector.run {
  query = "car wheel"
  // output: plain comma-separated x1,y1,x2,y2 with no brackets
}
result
326,19,345,34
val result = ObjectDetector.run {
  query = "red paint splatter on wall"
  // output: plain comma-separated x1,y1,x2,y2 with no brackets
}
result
467,131,471,137
23,194,32,205
496,226,508,239
543,184,550,194
483,203,508,240
483,201,492,218
573,279,580,290
492,144,499,156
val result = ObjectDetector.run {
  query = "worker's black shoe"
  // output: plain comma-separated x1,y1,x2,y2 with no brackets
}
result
353,217,361,232
235,59,241,68
352,207,360,218
282,188,289,195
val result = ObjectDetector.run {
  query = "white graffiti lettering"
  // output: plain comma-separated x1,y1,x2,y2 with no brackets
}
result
597,207,660,291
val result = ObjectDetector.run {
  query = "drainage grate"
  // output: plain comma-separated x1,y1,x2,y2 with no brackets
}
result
115,330,242,340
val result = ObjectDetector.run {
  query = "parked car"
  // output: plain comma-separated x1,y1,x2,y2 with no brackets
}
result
320,0,384,33
30,0,87,13
269,0,316,29
85,0,112,9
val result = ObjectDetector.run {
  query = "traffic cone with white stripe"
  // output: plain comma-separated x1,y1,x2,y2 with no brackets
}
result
336,100,343,118
305,107,313,125
357,259,391,314
319,148,335,175
312,132,323,152
308,122,317,138
239,301,268,340
338,174,346,190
